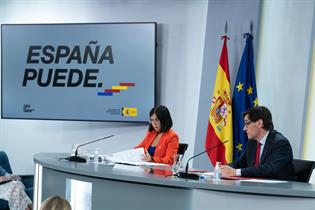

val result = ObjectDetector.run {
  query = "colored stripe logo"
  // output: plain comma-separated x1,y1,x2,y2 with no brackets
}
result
97,82,135,96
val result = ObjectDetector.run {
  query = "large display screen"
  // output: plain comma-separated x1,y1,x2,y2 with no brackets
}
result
1,23,156,122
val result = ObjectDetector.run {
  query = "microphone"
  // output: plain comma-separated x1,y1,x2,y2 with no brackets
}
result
66,135,114,163
175,140,229,180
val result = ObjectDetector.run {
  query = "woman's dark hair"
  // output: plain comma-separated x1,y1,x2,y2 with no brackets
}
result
242,106,274,130
148,105,173,132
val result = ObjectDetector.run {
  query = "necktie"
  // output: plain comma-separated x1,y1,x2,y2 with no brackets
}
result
254,142,261,167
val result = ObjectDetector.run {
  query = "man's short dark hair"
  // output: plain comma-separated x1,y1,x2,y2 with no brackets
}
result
148,105,173,132
242,106,274,130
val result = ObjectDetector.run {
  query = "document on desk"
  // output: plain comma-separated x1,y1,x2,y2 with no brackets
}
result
111,148,167,166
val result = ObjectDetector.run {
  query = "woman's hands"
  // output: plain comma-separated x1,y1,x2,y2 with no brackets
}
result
142,150,152,162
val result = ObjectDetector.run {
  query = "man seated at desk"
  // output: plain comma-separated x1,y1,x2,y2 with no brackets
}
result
220,106,295,181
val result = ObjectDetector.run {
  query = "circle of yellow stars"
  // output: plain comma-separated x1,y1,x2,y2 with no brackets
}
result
236,82,258,106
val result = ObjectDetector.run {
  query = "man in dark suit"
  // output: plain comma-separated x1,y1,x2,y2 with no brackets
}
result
220,106,295,181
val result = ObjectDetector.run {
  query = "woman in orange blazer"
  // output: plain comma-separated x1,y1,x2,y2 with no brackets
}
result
135,105,179,165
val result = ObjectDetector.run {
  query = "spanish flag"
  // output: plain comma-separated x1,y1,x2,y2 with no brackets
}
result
205,35,233,166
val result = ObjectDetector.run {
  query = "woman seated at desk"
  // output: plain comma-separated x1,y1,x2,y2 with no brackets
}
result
135,105,179,165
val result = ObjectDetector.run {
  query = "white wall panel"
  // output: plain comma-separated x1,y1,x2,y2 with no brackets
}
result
0,0,208,173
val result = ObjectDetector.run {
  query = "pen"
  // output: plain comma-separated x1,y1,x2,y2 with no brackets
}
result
116,162,138,166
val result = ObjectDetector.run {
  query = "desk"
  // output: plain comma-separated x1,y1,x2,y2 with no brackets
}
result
34,153,315,210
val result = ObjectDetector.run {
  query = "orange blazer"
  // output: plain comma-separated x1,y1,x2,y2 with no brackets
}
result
135,129,179,165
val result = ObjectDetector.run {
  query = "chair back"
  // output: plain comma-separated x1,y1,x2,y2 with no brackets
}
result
177,143,188,155
293,159,315,183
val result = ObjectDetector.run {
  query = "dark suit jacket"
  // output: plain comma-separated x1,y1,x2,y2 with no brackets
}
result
230,130,295,181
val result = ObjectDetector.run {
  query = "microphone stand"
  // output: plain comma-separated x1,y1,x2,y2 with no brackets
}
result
66,135,114,163
175,140,229,180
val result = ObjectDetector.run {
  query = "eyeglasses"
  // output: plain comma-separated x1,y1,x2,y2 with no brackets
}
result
149,118,160,124
244,120,254,127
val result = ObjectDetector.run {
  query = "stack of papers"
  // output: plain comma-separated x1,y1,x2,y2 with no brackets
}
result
107,148,167,166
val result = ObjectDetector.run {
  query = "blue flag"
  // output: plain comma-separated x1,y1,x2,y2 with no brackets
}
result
232,33,258,160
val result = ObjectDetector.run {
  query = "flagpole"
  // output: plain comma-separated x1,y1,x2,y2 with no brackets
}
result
222,21,230,41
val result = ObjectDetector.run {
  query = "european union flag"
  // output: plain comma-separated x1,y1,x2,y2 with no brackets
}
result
232,33,258,160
